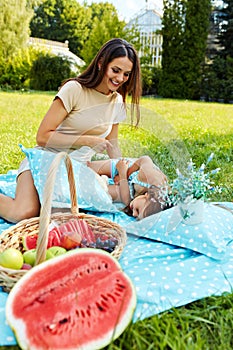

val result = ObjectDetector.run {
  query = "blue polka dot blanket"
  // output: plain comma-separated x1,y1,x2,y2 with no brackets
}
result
0,146,233,346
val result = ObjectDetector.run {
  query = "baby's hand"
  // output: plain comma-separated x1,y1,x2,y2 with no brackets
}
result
116,159,129,176
113,174,120,185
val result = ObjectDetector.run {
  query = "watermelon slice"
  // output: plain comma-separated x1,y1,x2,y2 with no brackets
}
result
58,219,96,243
22,219,95,251
22,229,61,251
6,249,136,350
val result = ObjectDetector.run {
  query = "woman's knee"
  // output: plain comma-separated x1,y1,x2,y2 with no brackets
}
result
10,200,40,223
13,170,41,222
19,205,40,221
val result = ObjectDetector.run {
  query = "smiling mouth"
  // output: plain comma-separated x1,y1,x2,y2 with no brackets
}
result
110,79,120,87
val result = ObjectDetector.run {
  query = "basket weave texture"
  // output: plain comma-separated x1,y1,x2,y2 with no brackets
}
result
0,152,127,292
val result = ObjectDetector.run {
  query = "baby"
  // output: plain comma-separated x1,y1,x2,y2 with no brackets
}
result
87,156,168,220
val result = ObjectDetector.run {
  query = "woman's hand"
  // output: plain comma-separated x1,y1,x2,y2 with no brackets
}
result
86,136,113,153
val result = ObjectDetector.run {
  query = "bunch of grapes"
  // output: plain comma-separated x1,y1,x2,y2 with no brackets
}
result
81,236,118,253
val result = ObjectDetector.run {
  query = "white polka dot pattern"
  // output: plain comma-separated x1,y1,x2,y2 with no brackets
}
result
125,203,233,260
21,145,117,213
0,152,233,345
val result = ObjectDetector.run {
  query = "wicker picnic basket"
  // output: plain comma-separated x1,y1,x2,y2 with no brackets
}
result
0,152,127,292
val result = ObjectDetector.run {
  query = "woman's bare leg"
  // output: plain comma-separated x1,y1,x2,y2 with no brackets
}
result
0,170,40,223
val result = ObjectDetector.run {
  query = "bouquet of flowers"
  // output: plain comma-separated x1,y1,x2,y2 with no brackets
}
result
160,153,222,207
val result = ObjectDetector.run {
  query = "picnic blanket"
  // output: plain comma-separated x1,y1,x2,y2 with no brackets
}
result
0,147,233,346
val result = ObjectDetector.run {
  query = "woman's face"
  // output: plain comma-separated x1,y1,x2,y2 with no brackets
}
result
129,193,148,220
97,56,133,95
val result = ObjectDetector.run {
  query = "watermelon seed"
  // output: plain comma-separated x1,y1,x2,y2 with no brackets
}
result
101,294,108,301
117,283,126,289
107,293,117,303
100,300,109,309
59,317,69,325
86,308,91,316
75,309,80,317
96,302,105,312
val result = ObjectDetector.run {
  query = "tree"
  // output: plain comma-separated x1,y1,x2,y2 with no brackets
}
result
0,0,33,59
202,0,233,102
30,0,91,56
182,0,212,99
80,2,127,66
159,0,187,98
159,0,211,99
217,0,233,58
30,52,72,90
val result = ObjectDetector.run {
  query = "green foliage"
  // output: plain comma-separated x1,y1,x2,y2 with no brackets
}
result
159,0,186,98
202,0,233,102
141,65,162,95
80,2,127,66
30,0,138,65
0,47,39,90
30,52,72,90
0,0,33,59
182,0,211,99
203,55,233,102
161,155,222,207
30,0,91,56
160,0,211,99
217,0,233,58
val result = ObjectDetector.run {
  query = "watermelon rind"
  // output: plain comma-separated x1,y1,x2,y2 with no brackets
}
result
6,248,137,350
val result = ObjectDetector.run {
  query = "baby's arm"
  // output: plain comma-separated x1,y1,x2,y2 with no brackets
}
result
127,156,150,178
116,159,131,205
138,156,167,186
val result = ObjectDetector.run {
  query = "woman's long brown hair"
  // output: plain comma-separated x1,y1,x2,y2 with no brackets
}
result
62,38,142,125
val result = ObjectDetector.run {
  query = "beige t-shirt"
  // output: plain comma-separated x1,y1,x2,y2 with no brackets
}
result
54,80,127,162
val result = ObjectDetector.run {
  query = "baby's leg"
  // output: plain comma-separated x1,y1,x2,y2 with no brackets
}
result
87,159,112,177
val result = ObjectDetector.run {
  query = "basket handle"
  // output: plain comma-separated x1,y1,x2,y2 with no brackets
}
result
35,152,78,265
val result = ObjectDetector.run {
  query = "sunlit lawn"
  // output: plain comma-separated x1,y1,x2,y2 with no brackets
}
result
0,91,232,349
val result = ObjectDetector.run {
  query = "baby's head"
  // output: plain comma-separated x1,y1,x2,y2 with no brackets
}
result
124,185,170,220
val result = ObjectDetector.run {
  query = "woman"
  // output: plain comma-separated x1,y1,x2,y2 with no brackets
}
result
0,38,141,223
88,156,168,220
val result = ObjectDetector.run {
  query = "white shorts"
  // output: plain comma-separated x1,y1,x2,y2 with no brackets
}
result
17,158,30,178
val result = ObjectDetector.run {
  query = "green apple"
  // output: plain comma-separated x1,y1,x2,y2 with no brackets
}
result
46,246,67,260
23,249,37,267
0,248,24,270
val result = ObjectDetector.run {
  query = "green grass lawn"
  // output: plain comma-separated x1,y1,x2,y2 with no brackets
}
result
0,91,233,349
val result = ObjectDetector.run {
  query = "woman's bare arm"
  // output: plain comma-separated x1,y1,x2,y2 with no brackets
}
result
36,98,113,153
106,124,121,158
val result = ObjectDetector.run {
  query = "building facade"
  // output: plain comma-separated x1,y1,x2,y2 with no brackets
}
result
126,3,163,66
28,37,84,72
